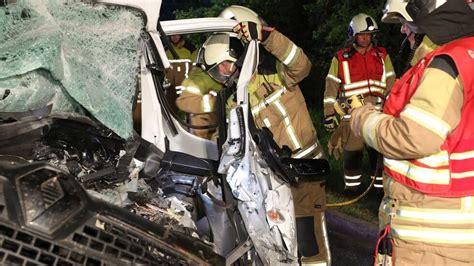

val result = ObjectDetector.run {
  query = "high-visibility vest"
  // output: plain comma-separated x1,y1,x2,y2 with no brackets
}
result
336,46,388,98
383,36,474,197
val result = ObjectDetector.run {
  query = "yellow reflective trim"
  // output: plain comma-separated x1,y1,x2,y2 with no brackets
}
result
182,86,202,95
263,118,272,128
392,225,474,244
326,74,341,83
323,97,336,104
202,94,212,112
362,112,387,151
343,79,386,90
282,44,298,66
396,206,474,224
452,170,474,179
342,61,351,84
451,150,474,160
274,100,301,149
343,87,385,97
293,142,318,159
386,71,395,77
401,105,451,138
251,87,286,116
416,151,449,167
384,158,450,185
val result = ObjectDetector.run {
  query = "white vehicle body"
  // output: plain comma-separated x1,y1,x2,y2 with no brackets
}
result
96,0,299,264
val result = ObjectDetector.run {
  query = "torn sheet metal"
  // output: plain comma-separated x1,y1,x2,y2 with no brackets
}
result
219,106,298,265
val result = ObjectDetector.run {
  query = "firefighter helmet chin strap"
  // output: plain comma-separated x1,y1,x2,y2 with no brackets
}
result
223,69,240,88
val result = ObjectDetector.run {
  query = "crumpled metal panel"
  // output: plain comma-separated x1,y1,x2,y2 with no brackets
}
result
219,106,297,265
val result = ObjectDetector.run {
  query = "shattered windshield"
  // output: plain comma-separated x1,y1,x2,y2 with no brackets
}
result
0,0,143,139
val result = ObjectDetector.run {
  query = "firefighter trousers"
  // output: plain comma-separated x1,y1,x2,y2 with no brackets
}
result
291,180,330,264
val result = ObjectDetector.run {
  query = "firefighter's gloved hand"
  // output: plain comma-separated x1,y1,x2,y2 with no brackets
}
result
327,120,349,160
324,115,338,132
233,21,262,43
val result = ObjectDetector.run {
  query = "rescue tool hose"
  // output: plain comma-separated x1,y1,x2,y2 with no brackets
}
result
326,174,376,207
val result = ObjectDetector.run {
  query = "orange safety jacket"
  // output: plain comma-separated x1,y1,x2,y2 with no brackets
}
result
336,46,388,98
383,36,474,197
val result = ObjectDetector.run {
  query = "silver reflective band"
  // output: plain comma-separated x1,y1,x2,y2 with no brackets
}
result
343,79,386,90
345,182,361,186
202,94,212,112
345,175,361,180
251,87,286,115
283,44,298,66
183,86,202,95
326,74,341,83
293,142,319,159
342,61,351,84
323,97,336,104
274,101,301,149
401,106,450,138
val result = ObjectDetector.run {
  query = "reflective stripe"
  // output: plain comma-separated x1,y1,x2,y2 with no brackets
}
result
362,112,387,150
417,151,449,167
342,61,351,84
293,142,318,159
313,152,324,159
301,262,327,266
202,94,212,112
451,150,474,160
176,85,184,92
397,207,474,224
182,86,202,95
343,79,387,90
452,170,474,179
282,44,298,66
384,158,450,185
263,118,272,128
401,105,451,138
185,61,190,79
169,59,192,63
209,91,218,97
326,74,341,83
374,184,384,188
463,197,472,210
342,114,351,120
392,225,474,244
251,87,286,115
386,71,395,78
274,100,301,149
323,97,336,104
344,87,385,97
380,56,386,83
345,175,361,180
345,182,361,186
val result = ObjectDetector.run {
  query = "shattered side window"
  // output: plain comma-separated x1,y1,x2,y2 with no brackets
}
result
0,0,144,139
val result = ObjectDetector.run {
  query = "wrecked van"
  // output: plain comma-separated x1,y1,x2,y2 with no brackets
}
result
0,0,329,265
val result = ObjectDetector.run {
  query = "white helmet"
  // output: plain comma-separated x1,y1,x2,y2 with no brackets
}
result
382,0,413,23
382,0,448,23
219,5,267,26
196,33,244,84
348,13,378,37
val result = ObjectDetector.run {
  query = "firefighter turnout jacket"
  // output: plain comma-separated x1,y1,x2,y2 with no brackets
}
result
324,44,396,117
352,35,474,263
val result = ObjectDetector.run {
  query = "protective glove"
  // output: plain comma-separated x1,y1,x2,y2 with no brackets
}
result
324,115,338,132
327,120,349,160
233,21,263,43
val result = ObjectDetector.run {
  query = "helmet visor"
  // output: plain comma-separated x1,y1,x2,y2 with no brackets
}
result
207,60,237,84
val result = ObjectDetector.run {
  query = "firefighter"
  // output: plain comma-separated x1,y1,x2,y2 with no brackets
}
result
323,13,396,193
165,34,198,62
199,9,329,264
350,0,474,264
174,6,263,139
175,34,236,139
